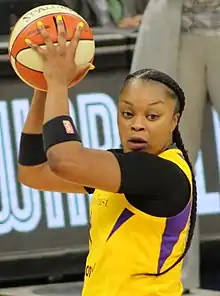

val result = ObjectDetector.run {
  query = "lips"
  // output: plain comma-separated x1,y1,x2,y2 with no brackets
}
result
127,137,147,151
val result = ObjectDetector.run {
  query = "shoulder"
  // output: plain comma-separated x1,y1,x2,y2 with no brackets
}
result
159,148,192,185
108,147,189,177
107,148,190,195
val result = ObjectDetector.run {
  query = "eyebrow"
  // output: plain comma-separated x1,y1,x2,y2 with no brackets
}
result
121,100,133,106
148,100,165,106
121,99,165,106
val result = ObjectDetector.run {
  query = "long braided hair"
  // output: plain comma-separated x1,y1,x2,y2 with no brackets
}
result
123,69,198,275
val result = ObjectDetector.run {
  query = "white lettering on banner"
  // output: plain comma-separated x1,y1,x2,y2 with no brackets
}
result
67,193,88,226
11,99,41,231
44,191,65,228
0,100,40,234
0,95,219,234
0,101,13,234
77,93,120,149
0,99,89,234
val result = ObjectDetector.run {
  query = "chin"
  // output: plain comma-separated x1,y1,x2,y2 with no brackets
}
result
125,147,148,153
134,148,149,153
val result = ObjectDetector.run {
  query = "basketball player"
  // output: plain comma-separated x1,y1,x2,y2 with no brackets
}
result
18,17,197,296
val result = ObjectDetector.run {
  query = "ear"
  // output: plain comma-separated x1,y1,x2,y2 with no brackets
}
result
171,113,180,132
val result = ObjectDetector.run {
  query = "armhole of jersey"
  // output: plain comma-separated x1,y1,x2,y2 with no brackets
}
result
125,196,168,221
160,149,193,205
160,149,192,186
124,149,193,219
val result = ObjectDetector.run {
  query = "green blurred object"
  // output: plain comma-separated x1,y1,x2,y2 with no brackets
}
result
108,0,123,23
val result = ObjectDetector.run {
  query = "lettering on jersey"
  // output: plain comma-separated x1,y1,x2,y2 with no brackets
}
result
93,198,109,207
85,263,96,278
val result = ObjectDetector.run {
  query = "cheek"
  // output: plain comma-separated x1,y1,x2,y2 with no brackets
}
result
149,119,173,139
118,117,129,138
161,115,175,131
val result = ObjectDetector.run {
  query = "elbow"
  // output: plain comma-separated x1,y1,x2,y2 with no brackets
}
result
47,150,76,179
18,175,34,189
17,166,39,190
47,149,85,182
17,165,29,186
47,151,64,177
17,169,25,186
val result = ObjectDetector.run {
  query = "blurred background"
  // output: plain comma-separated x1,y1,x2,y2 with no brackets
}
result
0,0,219,295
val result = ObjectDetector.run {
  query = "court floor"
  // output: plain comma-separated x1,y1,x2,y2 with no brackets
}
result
0,282,219,296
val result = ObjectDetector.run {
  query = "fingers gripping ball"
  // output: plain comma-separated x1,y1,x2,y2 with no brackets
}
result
8,5,95,91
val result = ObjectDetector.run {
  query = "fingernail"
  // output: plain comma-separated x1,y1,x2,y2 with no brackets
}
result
37,21,43,27
89,64,95,70
56,15,62,22
25,38,32,45
78,22,84,28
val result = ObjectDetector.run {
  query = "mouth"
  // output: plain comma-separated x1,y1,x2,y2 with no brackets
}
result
127,137,148,151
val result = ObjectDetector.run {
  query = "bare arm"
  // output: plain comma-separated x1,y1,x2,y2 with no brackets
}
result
43,82,188,195
18,89,88,194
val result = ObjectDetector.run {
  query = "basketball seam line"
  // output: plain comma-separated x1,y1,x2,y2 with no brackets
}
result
10,12,70,56
15,55,94,74
10,12,93,58
14,39,94,68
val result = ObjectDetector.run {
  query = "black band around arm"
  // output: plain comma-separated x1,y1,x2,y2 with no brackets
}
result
110,150,189,196
43,115,81,153
19,133,47,166
109,150,190,216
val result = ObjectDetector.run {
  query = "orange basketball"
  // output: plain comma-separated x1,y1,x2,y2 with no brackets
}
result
8,5,95,91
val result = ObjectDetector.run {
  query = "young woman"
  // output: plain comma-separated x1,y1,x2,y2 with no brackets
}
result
18,17,197,296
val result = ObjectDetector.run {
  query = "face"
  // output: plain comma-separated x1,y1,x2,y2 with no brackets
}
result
118,79,179,154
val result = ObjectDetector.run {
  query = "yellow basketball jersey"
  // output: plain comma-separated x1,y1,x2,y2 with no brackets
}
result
82,148,192,296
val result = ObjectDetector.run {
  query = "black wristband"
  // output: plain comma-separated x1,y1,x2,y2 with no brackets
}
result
19,133,47,166
43,115,81,152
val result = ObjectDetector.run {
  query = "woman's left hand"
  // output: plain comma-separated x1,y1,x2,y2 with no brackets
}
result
25,16,92,86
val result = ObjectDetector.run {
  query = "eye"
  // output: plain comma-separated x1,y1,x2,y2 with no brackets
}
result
147,114,160,121
122,111,133,119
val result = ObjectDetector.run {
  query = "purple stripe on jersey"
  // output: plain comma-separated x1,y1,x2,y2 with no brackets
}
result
157,202,191,273
107,208,134,241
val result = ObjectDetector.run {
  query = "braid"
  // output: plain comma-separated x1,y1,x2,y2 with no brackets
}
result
170,127,198,269
148,128,198,276
123,68,198,276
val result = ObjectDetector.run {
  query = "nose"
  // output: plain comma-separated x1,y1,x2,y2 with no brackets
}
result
131,117,146,132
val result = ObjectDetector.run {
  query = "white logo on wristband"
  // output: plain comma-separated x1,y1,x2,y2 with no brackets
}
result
63,120,74,134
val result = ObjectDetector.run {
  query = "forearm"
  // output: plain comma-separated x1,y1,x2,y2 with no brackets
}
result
42,82,84,173
44,82,69,123
19,90,47,167
23,89,47,133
